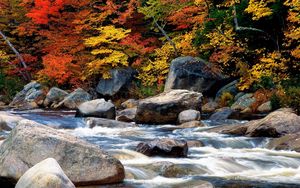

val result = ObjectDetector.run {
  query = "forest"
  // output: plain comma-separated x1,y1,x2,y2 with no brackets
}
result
0,0,299,111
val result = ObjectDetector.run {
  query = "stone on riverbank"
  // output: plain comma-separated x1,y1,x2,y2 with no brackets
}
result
9,81,45,109
209,107,234,120
76,99,116,119
43,87,69,108
15,158,75,188
0,120,125,186
202,101,219,113
116,108,137,122
96,68,136,96
136,89,202,124
135,138,188,157
268,134,300,152
55,88,92,109
231,93,256,111
209,108,300,138
178,109,201,124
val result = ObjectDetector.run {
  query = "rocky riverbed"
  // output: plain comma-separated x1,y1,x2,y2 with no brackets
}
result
1,109,300,188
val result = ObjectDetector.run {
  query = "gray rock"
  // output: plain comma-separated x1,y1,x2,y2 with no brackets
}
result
15,158,75,188
121,99,139,109
85,117,135,128
9,81,45,109
257,101,272,113
76,99,115,119
268,134,300,152
209,107,234,120
164,56,225,93
178,109,201,124
116,108,137,122
234,92,246,102
216,80,239,99
245,108,300,137
55,88,92,109
135,138,188,157
96,68,135,96
211,108,300,138
231,93,256,111
202,101,219,113
136,90,202,124
43,87,69,107
0,120,125,186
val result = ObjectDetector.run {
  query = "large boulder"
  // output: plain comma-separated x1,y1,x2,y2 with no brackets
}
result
85,117,135,128
136,90,202,124
15,158,75,188
178,109,201,124
135,138,188,157
212,108,300,137
244,108,300,137
96,68,135,96
0,120,125,186
9,81,45,109
55,88,92,109
164,56,225,94
43,87,69,108
76,99,116,119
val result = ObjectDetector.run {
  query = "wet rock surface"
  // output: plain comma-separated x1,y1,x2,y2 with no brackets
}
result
135,138,188,157
0,120,125,186
15,158,75,188
136,90,202,124
76,99,116,119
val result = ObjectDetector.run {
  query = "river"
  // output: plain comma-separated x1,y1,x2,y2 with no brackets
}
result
7,110,300,188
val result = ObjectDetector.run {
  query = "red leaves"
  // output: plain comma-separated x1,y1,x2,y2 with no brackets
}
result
26,0,65,24
39,54,80,85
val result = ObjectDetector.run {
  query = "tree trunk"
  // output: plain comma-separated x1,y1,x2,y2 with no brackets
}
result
0,30,31,81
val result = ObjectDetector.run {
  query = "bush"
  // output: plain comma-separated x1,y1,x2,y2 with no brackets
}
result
284,87,300,114
219,92,234,107
270,93,282,111
0,73,24,103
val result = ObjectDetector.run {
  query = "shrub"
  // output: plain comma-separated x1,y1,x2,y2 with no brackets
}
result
284,87,300,114
219,92,234,107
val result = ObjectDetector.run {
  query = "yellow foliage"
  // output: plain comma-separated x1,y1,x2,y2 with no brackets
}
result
84,26,131,79
284,0,300,59
85,26,130,47
245,0,276,20
238,52,288,90
0,50,9,63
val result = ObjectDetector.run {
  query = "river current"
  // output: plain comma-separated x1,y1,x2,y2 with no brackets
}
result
7,110,300,188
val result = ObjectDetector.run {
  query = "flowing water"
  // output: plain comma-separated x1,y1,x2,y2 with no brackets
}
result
7,110,300,188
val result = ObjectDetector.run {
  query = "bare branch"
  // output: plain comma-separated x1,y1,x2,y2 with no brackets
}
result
233,6,279,50
0,30,31,81
153,18,178,57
